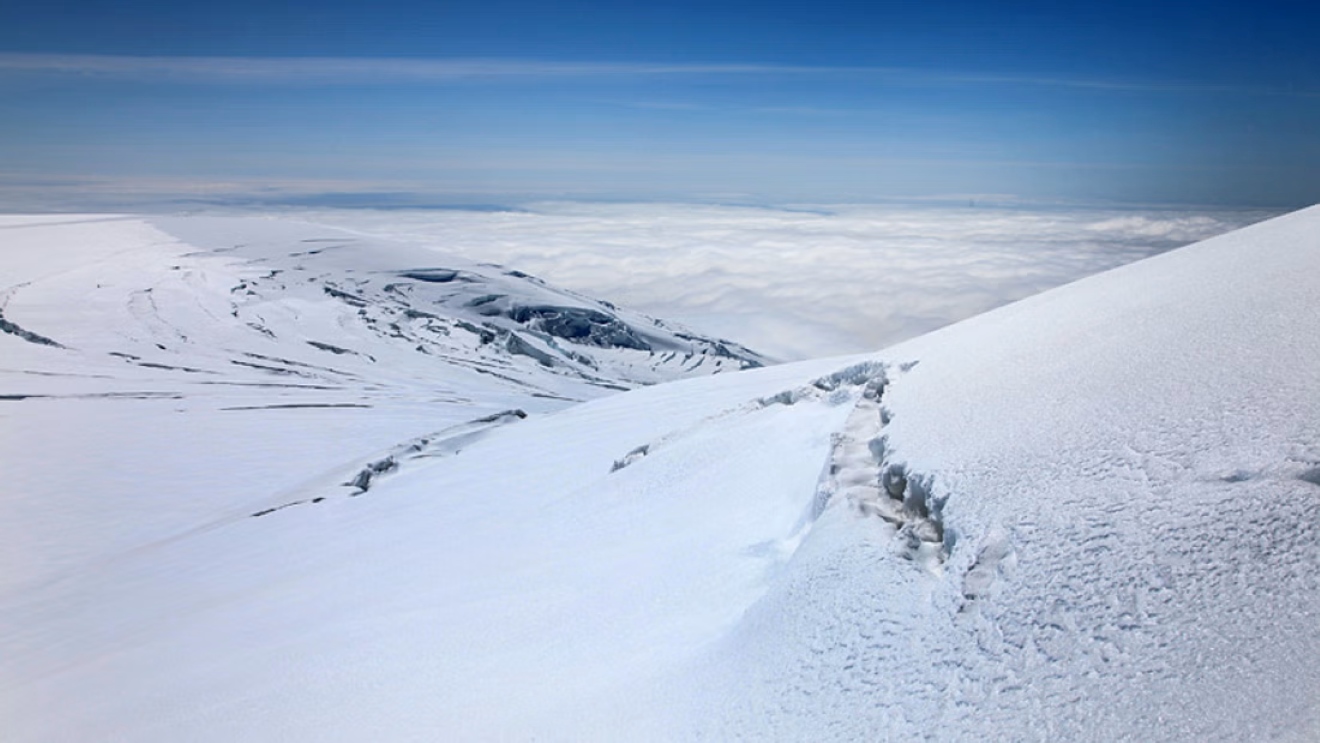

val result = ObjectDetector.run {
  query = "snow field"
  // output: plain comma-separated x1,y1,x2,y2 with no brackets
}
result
4,206,1320,740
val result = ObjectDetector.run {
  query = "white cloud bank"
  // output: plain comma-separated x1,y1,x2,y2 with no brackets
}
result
295,203,1274,360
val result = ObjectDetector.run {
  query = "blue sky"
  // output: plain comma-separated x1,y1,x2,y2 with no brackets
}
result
1,0,1317,208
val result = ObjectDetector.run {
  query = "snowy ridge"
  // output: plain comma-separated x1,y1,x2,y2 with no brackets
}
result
1,214,764,405
155,215,769,388
686,205,1320,740
3,206,1320,740
0,214,764,597
597,359,952,572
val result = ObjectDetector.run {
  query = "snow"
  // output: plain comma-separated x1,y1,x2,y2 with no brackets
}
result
3,206,1320,740
0,214,760,595
689,206,1320,740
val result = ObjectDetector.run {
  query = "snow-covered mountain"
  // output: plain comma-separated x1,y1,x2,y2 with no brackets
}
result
2,207,1319,740
2,215,764,394
0,214,763,591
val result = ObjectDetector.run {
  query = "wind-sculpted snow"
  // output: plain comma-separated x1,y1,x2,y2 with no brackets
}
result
682,205,1320,741
4,206,1320,741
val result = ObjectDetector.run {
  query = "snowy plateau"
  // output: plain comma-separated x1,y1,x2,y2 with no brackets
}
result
2,208,1320,741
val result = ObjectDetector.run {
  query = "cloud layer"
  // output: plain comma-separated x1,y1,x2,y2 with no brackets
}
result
293,203,1271,360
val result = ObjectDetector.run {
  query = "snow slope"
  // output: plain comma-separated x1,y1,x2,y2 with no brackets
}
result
3,207,1320,740
0,214,762,596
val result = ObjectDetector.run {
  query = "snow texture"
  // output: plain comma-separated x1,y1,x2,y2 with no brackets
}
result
2,206,1320,741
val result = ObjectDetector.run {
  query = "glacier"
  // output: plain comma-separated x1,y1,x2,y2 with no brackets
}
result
1,207,1319,740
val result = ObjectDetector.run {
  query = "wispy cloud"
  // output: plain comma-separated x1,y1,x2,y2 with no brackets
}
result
629,101,709,111
0,53,821,83
751,106,852,116
0,53,1314,97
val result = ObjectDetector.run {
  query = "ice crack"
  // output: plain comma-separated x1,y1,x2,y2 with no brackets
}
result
0,307,65,348
813,363,949,570
249,409,527,517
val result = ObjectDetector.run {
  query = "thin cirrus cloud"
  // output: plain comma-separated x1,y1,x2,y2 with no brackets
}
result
293,202,1276,361
0,52,1312,97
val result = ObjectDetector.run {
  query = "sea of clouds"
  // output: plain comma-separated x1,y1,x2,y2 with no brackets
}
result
293,202,1275,361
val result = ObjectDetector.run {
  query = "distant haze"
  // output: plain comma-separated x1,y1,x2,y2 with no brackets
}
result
294,203,1274,360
